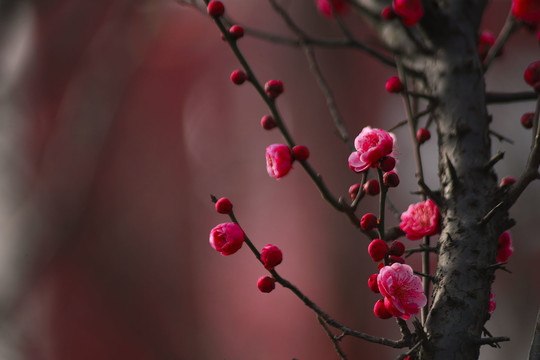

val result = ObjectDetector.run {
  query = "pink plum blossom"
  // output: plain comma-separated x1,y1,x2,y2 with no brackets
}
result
399,199,440,240
377,263,426,320
266,144,293,179
209,222,245,255
348,127,394,172
496,231,514,263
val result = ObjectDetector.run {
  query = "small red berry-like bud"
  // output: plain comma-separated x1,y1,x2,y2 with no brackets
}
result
388,241,405,257
374,299,393,319
383,171,400,187
379,156,396,172
265,80,284,99
381,6,396,20
499,176,517,187
361,213,378,231
521,112,534,129
524,61,540,92
378,263,385,270
364,179,380,196
261,244,283,270
229,25,244,40
215,197,233,214
385,76,403,93
393,0,423,26
368,274,380,293
207,1,225,18
368,239,388,262
292,145,310,161
261,115,277,130
388,255,405,264
230,70,247,85
257,276,276,293
478,30,495,61
349,183,361,200
416,128,431,144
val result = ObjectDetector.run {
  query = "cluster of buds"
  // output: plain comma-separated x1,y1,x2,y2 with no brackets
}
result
368,239,406,263
210,198,284,293
265,144,310,179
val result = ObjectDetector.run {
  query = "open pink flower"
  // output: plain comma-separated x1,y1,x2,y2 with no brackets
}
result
512,0,540,24
209,222,245,255
497,231,514,263
348,127,394,172
399,199,440,240
377,263,426,320
266,144,292,179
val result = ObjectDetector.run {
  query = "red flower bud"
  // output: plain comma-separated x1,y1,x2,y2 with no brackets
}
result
229,25,244,40
361,213,378,231
265,80,284,99
524,61,540,92
207,1,225,18
521,112,534,129
257,276,276,293
368,239,388,262
364,179,380,196
368,274,380,293
374,299,393,319
383,171,400,187
261,244,283,270
388,255,405,264
230,70,247,85
499,176,517,187
261,115,277,130
382,6,396,20
292,145,310,162
478,31,495,61
512,0,540,24
209,222,245,255
388,241,405,257
385,76,403,93
349,183,361,200
215,197,233,214
379,156,396,172
393,0,423,26
416,128,431,144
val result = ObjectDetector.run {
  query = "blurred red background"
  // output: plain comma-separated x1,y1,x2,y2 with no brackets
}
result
0,0,537,359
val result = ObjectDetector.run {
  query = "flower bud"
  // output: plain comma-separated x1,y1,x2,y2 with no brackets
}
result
364,179,380,196
361,213,378,231
388,255,405,264
478,31,495,61
349,184,361,200
261,115,277,130
229,25,244,40
292,145,310,162
524,61,540,92
215,197,233,214
266,144,292,179
374,299,393,319
499,176,516,187
265,80,284,99
388,241,405,257
368,274,380,293
368,239,388,262
257,276,276,293
416,128,431,144
230,70,247,85
381,6,396,20
521,112,534,129
393,0,423,26
209,222,244,255
207,1,225,18
385,76,403,93
261,244,283,270
379,156,396,172
383,171,400,187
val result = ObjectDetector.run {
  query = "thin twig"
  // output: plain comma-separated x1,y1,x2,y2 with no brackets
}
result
483,12,518,72
476,336,510,345
483,151,504,170
486,91,538,104
489,129,514,144
318,316,348,360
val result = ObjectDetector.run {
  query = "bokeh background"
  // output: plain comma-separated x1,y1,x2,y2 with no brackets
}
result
0,0,538,359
